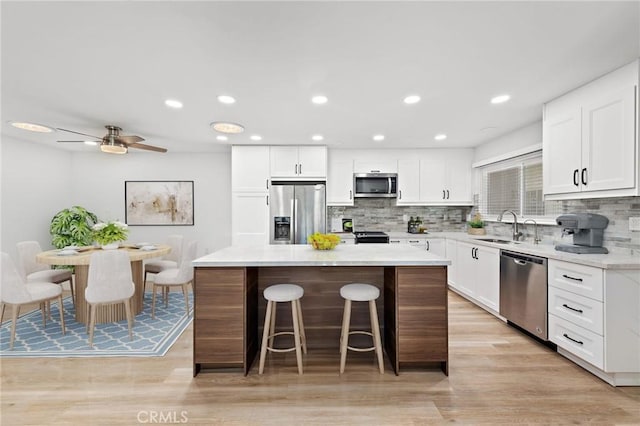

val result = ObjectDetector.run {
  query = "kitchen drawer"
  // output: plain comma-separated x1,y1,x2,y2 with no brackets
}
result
549,314,604,369
548,260,603,301
548,286,603,335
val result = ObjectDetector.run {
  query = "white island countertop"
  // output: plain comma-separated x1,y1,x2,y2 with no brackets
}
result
193,244,450,267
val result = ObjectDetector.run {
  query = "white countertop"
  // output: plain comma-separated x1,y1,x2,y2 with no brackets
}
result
384,231,639,270
193,244,450,267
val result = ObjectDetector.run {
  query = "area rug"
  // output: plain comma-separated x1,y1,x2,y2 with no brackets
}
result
0,292,193,357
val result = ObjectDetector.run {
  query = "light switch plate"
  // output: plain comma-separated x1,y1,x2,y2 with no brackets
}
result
629,217,640,231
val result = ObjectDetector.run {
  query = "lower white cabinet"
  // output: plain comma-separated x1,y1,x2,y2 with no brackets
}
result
548,259,640,386
446,239,457,287
388,236,446,257
452,241,500,313
231,192,269,246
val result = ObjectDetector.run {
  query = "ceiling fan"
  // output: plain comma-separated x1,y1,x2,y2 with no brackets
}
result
57,125,167,154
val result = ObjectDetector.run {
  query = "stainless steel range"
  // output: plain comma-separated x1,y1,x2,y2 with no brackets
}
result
354,231,389,244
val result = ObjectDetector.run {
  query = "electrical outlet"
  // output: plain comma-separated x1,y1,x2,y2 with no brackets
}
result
629,217,640,231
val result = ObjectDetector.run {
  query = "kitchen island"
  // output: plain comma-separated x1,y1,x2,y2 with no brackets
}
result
192,244,450,376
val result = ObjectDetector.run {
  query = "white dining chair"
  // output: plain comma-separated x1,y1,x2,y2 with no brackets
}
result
151,240,197,318
17,241,75,308
1,252,66,349
144,235,183,291
85,250,135,347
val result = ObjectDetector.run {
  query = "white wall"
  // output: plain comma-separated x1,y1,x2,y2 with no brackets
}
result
473,121,542,164
1,136,74,260
1,137,231,261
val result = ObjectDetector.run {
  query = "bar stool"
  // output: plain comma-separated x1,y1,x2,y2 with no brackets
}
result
258,284,307,375
339,283,384,374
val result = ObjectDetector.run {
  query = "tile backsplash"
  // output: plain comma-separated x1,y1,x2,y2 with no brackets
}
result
328,196,640,255
327,199,472,233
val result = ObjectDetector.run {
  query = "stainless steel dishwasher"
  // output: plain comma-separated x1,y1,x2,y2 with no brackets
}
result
500,250,548,340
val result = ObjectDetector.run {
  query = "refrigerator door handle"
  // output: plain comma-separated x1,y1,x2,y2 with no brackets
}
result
293,198,299,243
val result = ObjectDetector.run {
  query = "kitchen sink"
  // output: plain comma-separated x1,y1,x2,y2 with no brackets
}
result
476,238,520,244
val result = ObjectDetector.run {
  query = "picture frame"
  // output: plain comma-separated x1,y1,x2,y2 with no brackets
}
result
125,181,194,226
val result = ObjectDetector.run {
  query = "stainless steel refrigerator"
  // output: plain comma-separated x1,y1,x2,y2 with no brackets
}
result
269,181,326,244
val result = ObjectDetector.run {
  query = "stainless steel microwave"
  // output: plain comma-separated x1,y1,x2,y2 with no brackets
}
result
353,173,397,198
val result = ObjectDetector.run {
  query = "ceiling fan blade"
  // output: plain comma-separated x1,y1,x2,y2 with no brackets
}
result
117,135,144,144
57,140,87,143
56,128,101,139
128,142,167,153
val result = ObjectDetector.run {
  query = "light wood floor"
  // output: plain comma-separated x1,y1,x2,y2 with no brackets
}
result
1,291,638,425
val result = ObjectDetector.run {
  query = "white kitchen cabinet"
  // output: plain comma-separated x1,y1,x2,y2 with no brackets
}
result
548,259,640,385
270,146,327,179
543,60,639,199
353,160,397,174
231,192,269,246
419,151,473,205
454,241,500,313
396,159,421,205
446,239,457,288
390,235,446,257
232,145,270,192
327,157,354,206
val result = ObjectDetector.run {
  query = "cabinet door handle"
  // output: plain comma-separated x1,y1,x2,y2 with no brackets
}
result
295,164,298,175
299,163,302,174
426,241,430,251
581,168,587,186
573,169,579,186
349,190,352,200
446,189,450,199
563,333,584,345
390,240,400,244
399,190,402,199
562,303,584,314
443,190,446,200
562,274,583,282
266,195,269,205
266,179,269,189
371,169,380,173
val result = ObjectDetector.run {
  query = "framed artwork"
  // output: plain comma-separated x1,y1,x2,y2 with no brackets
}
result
125,181,194,226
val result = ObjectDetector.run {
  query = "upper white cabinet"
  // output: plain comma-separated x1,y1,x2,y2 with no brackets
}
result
353,160,397,174
543,60,639,199
396,159,421,204
232,146,270,192
270,146,327,179
327,157,354,206
419,151,473,204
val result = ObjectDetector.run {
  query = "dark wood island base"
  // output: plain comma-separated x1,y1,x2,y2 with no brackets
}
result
193,265,448,377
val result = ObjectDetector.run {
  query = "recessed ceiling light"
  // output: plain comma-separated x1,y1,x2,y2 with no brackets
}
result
10,121,54,132
84,140,99,146
373,134,385,141
403,95,421,104
164,99,183,109
210,121,245,134
490,94,511,104
434,133,447,141
216,135,228,141
312,134,324,141
250,135,262,141
217,95,236,104
311,95,328,105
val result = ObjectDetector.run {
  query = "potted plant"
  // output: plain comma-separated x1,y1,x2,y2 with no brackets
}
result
92,220,129,249
50,206,99,248
467,212,486,235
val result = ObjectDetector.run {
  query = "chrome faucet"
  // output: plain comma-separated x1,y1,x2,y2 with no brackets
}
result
523,219,541,244
497,210,523,241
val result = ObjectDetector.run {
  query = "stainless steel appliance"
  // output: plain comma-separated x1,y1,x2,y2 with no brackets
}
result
500,250,548,340
354,231,389,244
269,181,326,244
555,213,609,254
353,173,397,198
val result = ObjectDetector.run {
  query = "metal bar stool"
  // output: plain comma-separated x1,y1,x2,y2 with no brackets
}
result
339,283,384,374
258,284,307,374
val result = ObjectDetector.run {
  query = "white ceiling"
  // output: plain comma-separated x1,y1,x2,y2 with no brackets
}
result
2,1,639,154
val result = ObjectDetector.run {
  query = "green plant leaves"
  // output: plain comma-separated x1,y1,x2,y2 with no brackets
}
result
50,206,99,248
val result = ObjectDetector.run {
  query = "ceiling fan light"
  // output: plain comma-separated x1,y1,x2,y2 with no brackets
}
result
100,141,127,154
210,121,245,134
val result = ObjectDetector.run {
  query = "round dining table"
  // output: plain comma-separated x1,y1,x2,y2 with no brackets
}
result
36,244,170,324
